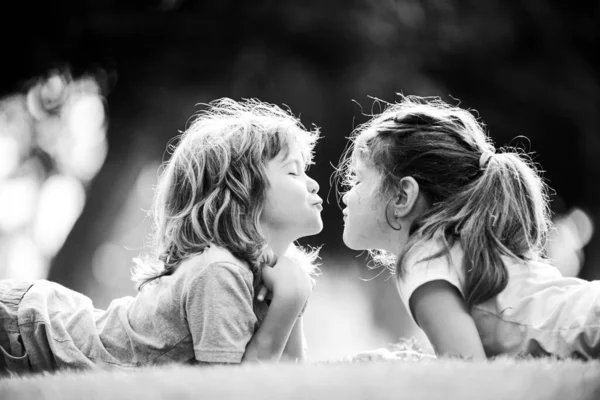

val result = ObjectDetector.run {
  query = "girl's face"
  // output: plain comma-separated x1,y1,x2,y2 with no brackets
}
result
342,159,396,251
260,142,323,241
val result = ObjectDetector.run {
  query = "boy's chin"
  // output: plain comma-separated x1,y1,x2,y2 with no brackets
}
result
295,220,323,239
305,222,324,237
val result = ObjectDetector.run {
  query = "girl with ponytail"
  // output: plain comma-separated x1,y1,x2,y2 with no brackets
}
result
338,95,600,360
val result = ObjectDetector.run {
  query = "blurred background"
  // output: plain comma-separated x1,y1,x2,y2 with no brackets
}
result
0,0,598,361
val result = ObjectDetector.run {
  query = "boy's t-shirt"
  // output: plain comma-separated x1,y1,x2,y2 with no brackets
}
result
396,240,600,359
15,245,267,371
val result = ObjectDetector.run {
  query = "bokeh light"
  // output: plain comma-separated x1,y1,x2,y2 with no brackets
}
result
0,69,107,280
547,207,594,278
0,176,38,232
33,174,86,257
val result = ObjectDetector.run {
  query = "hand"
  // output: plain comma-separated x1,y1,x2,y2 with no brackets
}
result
258,256,313,304
351,348,396,362
351,348,436,363
256,285,311,317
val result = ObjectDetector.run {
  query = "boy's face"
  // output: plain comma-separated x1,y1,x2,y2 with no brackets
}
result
342,159,395,251
260,142,323,241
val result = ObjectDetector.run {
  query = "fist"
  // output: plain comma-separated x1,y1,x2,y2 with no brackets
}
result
258,256,313,304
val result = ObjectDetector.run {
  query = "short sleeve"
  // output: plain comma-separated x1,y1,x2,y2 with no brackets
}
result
396,245,465,326
183,262,257,363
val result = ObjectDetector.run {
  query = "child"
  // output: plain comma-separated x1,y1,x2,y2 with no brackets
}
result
0,98,324,374
338,94,600,360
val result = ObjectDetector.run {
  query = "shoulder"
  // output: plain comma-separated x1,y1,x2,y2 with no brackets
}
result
178,249,257,313
177,245,254,293
396,239,466,321
401,239,464,276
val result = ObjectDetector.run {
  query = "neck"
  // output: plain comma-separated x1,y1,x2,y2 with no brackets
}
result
389,223,411,258
262,227,295,257
390,197,430,257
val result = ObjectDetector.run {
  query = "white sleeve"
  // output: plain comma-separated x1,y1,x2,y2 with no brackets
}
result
396,249,465,326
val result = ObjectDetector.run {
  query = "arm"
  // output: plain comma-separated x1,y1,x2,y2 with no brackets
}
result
243,255,312,363
280,317,306,363
242,293,305,363
410,280,486,360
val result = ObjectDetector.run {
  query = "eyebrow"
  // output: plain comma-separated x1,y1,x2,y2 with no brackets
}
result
282,158,305,170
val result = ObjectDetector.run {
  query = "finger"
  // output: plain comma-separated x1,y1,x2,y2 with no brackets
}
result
257,286,267,301
260,263,273,273
257,286,268,302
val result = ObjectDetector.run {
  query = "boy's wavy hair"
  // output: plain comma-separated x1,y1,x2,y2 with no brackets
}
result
335,95,552,308
132,98,321,291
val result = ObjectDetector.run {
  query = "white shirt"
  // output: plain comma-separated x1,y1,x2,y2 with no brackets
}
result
396,240,600,359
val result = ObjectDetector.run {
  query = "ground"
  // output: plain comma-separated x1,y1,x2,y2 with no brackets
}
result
1,356,599,400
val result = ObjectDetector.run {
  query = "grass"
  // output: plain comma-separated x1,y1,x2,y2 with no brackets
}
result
1,357,599,400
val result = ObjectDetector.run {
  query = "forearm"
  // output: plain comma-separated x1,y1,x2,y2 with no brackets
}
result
411,280,487,361
242,294,305,363
281,317,306,363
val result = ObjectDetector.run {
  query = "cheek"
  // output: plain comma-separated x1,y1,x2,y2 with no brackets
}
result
344,206,389,250
348,197,380,225
352,190,377,215
347,188,365,209
260,189,283,219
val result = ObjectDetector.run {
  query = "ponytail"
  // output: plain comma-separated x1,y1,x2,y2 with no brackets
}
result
411,150,551,308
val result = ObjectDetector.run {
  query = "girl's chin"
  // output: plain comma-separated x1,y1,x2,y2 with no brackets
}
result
342,234,366,251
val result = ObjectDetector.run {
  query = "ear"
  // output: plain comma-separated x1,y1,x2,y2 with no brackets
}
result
390,176,421,218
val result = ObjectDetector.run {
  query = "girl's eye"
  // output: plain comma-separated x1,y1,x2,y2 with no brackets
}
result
289,172,299,176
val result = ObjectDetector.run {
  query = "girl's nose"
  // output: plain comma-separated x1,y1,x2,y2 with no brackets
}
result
307,176,320,194
342,192,348,205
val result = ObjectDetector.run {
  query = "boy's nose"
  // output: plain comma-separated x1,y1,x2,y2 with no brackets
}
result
308,177,319,194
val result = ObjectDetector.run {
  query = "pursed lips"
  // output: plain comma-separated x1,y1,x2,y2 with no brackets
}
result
312,199,323,210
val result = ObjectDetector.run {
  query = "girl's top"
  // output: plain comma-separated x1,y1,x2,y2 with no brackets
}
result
4,244,268,372
396,240,600,359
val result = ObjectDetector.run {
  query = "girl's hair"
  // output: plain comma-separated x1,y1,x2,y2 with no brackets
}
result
337,95,552,308
132,98,321,291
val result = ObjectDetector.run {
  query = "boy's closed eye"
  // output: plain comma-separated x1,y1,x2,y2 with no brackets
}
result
284,158,306,176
